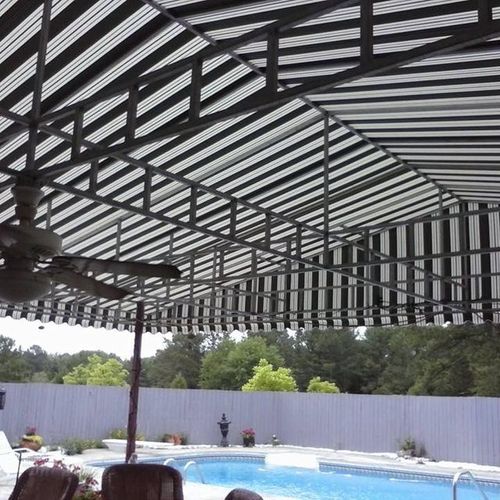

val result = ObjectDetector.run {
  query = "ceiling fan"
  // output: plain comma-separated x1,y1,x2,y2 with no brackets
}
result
0,178,181,303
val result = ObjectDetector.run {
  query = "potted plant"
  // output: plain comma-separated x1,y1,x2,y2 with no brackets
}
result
20,426,44,451
241,428,255,447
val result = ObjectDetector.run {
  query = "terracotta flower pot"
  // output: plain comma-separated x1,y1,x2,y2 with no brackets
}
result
20,439,42,451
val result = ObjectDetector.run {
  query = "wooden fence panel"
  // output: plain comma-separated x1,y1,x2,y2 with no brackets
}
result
0,384,498,465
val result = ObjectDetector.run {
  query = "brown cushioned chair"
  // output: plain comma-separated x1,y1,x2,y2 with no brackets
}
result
101,463,184,500
8,466,79,500
224,488,264,500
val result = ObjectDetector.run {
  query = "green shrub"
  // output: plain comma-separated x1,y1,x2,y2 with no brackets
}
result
109,428,145,441
306,376,340,393
60,438,85,455
59,438,104,455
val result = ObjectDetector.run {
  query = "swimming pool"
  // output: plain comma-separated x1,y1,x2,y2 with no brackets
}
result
91,454,500,500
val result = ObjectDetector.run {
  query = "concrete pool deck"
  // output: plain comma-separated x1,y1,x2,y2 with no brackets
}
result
2,445,500,499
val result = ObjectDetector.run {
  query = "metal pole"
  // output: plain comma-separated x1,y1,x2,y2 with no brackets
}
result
126,301,144,463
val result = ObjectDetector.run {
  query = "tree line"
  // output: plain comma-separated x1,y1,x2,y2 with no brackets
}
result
1,322,499,396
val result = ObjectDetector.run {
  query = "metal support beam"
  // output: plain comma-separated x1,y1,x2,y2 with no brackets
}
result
189,59,202,122
0,107,465,307
26,0,52,171
71,108,84,159
478,0,492,25
323,114,330,265
229,199,237,238
189,186,198,224
39,17,500,177
40,0,358,124
360,0,374,65
89,161,98,193
266,30,279,94
126,85,139,141
143,167,152,212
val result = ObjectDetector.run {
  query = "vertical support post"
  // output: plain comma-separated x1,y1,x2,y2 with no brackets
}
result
407,222,415,305
459,203,471,308
26,0,52,171
46,198,52,229
89,161,98,193
266,30,279,93
126,85,139,141
126,301,144,464
189,254,195,310
71,108,84,159
229,199,237,239
363,229,370,316
285,240,292,273
295,224,302,257
189,186,198,224
251,250,257,314
189,59,202,121
323,115,330,265
360,0,373,65
166,233,174,299
143,167,152,211
265,213,272,248
478,0,492,25
114,219,122,286
219,249,225,278
438,189,446,301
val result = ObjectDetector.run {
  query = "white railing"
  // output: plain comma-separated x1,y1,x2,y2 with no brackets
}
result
452,470,489,500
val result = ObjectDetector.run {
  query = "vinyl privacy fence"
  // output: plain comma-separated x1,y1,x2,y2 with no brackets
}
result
1,383,498,465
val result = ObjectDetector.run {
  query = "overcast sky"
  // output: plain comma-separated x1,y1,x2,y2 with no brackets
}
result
0,316,170,359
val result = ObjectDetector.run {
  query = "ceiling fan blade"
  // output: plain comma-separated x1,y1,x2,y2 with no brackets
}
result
52,256,181,279
48,269,129,300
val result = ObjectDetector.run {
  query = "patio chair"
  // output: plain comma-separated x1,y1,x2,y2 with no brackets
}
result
224,488,264,500
8,466,79,500
101,463,184,500
0,431,67,482
0,433,23,483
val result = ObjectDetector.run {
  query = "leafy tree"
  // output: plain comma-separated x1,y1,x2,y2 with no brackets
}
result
242,359,298,392
45,350,122,384
0,335,30,382
368,328,418,395
292,328,364,392
22,345,50,381
63,354,128,386
306,376,340,393
146,332,205,388
200,337,284,390
406,325,474,396
170,372,188,389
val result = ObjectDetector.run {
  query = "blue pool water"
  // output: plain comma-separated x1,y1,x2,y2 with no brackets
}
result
92,455,500,500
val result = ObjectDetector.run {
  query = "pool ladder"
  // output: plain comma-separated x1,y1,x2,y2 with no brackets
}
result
163,458,206,484
452,470,489,500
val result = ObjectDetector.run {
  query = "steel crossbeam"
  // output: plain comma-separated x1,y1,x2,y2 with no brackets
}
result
0,104,465,305
37,0,357,125
38,17,500,179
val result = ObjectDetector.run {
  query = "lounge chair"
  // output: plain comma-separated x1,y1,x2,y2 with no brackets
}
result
8,466,79,500
0,431,66,482
101,463,184,500
224,489,264,500
0,432,24,482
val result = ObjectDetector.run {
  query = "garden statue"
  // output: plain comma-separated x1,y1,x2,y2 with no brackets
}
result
217,413,231,447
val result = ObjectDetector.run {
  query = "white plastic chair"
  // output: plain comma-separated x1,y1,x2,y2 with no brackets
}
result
0,431,65,482
0,432,23,483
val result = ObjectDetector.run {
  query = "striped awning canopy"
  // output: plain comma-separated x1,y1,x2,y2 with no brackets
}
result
0,0,500,332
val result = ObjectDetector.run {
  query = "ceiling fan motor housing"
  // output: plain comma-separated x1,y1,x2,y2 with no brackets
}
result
12,185,44,224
